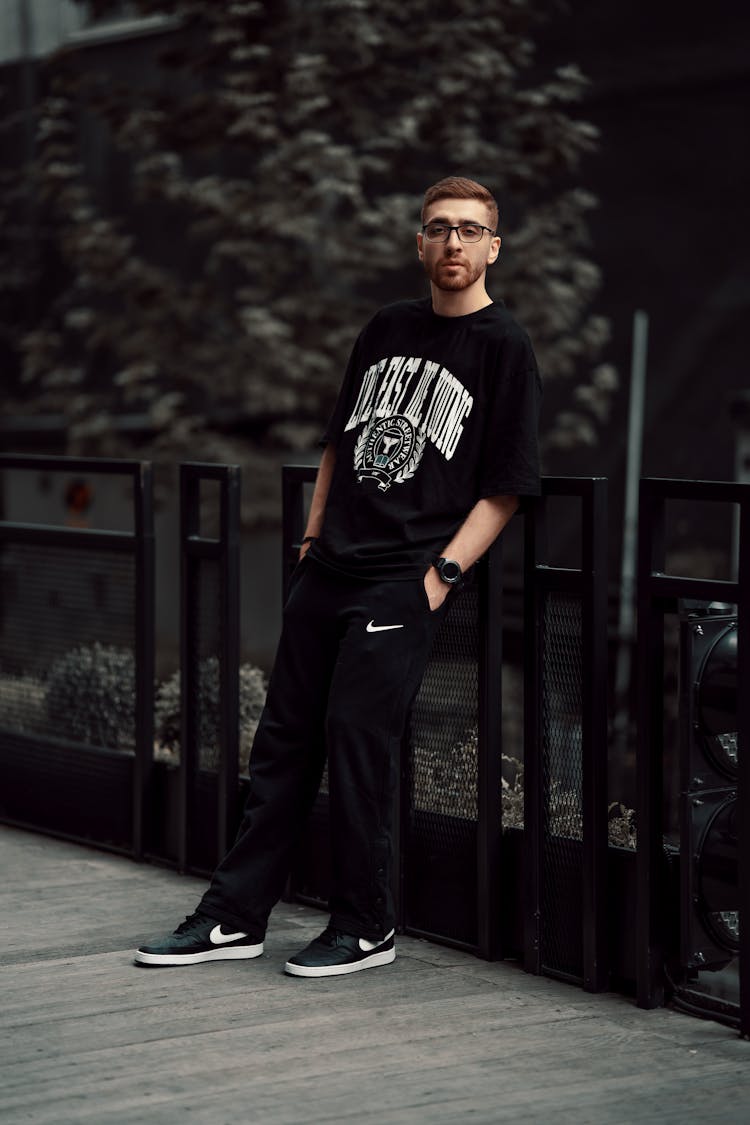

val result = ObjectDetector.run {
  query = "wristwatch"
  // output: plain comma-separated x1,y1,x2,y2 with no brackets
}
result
435,557,463,585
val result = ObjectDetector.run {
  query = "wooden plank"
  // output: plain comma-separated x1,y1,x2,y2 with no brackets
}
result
2,824,750,1125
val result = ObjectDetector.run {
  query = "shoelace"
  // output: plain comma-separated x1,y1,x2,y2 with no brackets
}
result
318,926,344,946
174,911,208,935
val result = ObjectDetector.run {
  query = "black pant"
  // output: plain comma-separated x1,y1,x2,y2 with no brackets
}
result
199,556,450,941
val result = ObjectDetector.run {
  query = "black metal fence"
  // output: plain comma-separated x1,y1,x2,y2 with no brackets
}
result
635,477,749,1036
523,478,609,991
0,454,154,857
0,456,247,875
3,455,747,1034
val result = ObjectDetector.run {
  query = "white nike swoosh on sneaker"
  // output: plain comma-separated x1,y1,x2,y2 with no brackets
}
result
209,924,249,945
359,929,395,951
366,621,404,633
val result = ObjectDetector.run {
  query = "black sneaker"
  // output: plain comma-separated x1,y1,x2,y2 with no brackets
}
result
284,926,396,977
134,911,263,966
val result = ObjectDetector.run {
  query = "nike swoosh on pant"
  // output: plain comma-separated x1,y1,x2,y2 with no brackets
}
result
366,621,404,633
209,924,249,945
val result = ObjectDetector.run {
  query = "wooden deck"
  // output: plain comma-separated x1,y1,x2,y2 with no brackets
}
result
2,824,749,1124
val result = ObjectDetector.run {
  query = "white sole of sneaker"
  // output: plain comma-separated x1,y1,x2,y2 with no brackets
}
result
133,943,264,966
283,946,396,978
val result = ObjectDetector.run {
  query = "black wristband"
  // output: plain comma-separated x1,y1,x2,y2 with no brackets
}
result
301,535,317,545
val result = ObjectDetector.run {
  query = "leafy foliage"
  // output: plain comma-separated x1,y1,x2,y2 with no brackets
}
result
3,0,616,521
46,642,136,749
154,658,267,769
0,675,48,735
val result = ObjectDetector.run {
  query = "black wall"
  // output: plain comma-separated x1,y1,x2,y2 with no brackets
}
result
537,1,750,573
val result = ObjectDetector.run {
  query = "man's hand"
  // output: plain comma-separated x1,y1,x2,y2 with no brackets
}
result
423,565,450,612
298,444,336,562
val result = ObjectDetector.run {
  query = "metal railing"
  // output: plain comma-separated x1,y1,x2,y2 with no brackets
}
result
0,454,154,857
635,478,750,1037
174,462,241,873
523,478,609,991
8,455,747,1033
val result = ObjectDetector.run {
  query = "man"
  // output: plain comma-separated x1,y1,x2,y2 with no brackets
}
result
135,176,541,976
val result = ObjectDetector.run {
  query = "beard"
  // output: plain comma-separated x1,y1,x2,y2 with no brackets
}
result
422,253,485,292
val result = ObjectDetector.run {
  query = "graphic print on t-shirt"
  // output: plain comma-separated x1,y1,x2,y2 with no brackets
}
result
353,415,427,491
344,355,473,491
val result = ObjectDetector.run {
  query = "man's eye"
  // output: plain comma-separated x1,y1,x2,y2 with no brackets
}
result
427,225,448,236
460,225,481,237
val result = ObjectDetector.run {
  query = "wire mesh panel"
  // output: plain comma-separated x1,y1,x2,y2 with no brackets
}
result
0,456,154,855
0,543,136,742
404,582,480,947
540,591,585,980
524,478,608,993
191,560,223,771
1,540,135,669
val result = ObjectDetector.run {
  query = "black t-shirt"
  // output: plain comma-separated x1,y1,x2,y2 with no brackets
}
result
310,297,542,579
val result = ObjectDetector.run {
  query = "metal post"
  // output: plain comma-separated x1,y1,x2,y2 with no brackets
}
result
178,464,242,873
178,467,200,872
738,492,750,1038
523,494,545,974
132,461,155,861
217,466,241,858
477,539,504,960
615,312,649,722
636,482,666,1008
581,478,609,991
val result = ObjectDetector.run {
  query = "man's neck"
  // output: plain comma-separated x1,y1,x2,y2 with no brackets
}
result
430,281,493,318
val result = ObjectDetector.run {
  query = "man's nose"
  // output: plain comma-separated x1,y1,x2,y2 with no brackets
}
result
445,228,462,248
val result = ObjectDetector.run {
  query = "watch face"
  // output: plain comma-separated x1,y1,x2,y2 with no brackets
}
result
439,559,461,584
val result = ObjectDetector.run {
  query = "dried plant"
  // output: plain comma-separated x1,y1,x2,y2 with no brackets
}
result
413,727,636,849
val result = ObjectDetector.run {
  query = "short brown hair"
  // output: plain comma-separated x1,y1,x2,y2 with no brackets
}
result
421,177,499,232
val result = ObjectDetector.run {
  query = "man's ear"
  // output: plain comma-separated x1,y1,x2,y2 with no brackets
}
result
416,231,424,261
487,234,501,266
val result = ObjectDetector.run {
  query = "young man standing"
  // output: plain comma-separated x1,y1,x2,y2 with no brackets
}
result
135,177,541,976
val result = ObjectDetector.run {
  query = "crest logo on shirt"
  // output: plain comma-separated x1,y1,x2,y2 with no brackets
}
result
345,356,474,482
354,415,426,492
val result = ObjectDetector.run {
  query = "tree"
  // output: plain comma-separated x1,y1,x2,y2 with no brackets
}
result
2,0,616,523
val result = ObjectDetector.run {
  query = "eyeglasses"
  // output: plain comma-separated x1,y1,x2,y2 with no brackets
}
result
421,222,496,244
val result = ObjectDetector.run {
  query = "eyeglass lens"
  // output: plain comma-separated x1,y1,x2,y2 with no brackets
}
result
423,223,487,243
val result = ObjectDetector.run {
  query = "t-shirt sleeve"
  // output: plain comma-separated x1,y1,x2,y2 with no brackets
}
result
478,345,542,499
320,331,364,448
